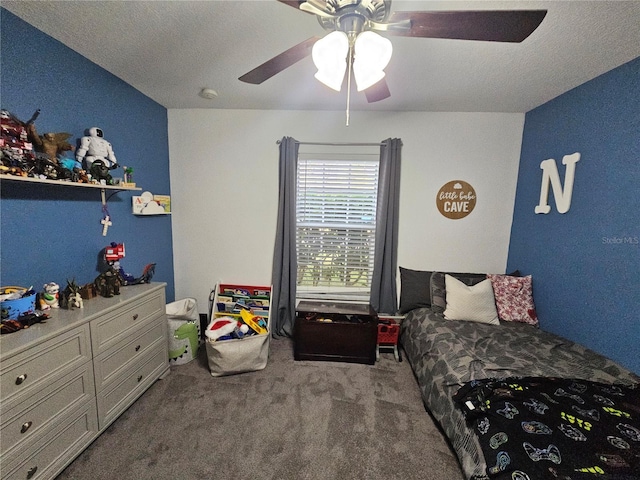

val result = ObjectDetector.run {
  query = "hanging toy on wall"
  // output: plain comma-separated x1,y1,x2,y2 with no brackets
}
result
99,188,120,236
101,200,112,236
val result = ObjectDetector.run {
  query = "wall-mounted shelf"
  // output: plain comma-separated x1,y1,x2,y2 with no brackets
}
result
1,176,143,232
0,174,142,191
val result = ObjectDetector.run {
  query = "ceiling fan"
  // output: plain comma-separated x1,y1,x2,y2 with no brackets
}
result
239,0,547,105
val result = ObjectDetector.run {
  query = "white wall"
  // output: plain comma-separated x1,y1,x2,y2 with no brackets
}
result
168,109,525,313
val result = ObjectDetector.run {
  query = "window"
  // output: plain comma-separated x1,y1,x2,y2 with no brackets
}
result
296,147,380,300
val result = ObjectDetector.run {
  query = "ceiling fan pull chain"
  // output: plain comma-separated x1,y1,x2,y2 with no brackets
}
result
346,43,354,126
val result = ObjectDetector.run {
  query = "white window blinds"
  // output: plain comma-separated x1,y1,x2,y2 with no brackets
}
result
296,149,379,296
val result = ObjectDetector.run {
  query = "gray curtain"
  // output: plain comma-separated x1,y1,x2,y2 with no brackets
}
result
370,138,402,314
271,137,299,336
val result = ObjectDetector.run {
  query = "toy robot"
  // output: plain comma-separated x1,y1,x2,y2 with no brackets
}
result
100,242,156,286
90,159,114,185
76,127,118,171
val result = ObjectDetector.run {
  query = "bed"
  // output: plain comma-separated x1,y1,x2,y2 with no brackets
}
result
398,268,640,480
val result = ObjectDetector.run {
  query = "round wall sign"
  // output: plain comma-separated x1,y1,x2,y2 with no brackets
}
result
436,180,477,219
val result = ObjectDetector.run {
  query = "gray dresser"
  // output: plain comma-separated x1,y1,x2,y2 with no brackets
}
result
0,283,169,480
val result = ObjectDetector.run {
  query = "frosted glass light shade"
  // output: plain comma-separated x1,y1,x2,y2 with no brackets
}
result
312,31,349,91
353,31,392,91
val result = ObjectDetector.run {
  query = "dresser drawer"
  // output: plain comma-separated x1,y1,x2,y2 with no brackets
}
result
93,318,167,391
0,324,91,414
0,361,95,460
2,398,98,480
90,289,165,355
96,341,168,429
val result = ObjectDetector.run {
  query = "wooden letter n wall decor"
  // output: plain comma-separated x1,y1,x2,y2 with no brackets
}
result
534,152,581,214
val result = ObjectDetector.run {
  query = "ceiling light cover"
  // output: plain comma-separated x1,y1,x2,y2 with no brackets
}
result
353,31,392,91
312,31,349,91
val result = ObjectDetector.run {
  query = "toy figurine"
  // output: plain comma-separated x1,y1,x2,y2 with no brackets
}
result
39,282,60,309
60,279,84,309
59,156,87,182
133,263,156,284
101,242,155,286
0,311,50,334
123,166,134,184
26,125,74,164
94,267,123,298
104,242,126,264
90,159,114,185
76,127,118,171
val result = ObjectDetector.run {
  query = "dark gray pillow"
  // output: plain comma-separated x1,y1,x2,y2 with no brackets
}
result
430,271,487,313
398,267,433,314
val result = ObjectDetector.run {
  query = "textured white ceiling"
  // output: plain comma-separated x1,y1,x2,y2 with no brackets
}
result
3,0,640,113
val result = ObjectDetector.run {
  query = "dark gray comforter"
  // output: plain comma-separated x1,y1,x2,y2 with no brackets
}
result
400,308,640,480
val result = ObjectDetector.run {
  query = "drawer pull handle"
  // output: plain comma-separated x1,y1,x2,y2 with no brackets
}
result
27,466,38,479
135,345,141,352
16,373,28,385
21,421,33,434
137,375,143,382
132,313,139,320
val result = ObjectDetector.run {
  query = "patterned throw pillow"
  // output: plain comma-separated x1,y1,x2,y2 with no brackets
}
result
487,274,538,326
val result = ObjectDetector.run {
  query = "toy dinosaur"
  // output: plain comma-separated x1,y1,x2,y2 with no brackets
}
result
26,121,73,164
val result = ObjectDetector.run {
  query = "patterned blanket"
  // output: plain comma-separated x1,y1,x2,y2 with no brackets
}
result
400,308,640,480
453,377,640,479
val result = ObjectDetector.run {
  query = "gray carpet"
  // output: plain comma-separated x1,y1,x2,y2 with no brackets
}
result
58,338,464,480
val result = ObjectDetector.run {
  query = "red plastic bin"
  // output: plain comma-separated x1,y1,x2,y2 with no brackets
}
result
377,321,399,345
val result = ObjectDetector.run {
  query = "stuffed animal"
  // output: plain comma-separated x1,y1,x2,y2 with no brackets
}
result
205,317,249,341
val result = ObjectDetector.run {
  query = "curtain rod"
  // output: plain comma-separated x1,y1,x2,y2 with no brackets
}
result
276,140,384,146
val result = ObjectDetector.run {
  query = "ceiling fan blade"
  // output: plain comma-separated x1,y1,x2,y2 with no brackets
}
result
239,36,321,84
277,0,332,16
300,0,337,18
277,0,304,10
387,10,547,43
364,78,390,103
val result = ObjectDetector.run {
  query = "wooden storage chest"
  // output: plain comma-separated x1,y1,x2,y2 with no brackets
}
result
294,301,378,365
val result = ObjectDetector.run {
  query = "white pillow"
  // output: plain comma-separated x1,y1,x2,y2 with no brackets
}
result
443,274,499,325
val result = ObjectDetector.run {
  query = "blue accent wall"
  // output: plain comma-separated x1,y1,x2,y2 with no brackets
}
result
508,57,640,375
1,9,175,302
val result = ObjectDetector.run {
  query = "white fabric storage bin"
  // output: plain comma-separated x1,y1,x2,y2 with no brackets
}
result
206,283,271,376
205,331,270,377
166,298,200,365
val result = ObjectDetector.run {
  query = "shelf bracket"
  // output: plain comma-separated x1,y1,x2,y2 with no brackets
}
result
100,188,107,206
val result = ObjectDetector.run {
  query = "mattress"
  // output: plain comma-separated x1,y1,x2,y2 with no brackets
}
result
400,307,640,480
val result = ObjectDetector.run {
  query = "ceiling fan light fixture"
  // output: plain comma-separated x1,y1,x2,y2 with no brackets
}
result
353,31,392,91
312,30,349,91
